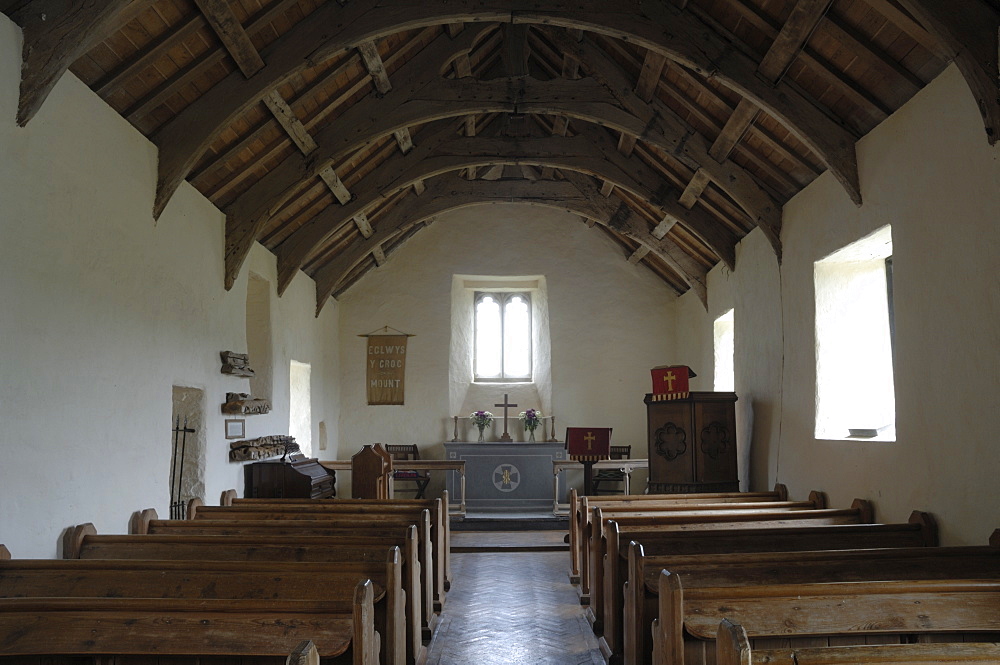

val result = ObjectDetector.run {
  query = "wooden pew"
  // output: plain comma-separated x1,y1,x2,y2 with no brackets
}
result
579,495,825,600
0,555,403,665
653,575,1000,665
598,511,939,662
569,485,790,588
625,534,1000,665
66,525,424,665
204,494,450,605
717,618,1000,665
141,509,436,630
588,500,873,631
0,578,379,664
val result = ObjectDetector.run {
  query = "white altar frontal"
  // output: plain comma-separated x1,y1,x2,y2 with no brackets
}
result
445,441,567,512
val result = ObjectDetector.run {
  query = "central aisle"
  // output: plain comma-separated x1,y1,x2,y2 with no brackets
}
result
425,551,605,665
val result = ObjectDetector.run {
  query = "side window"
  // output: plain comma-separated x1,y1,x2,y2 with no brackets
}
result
814,226,896,440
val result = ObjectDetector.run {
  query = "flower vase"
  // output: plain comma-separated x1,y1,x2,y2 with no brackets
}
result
477,426,485,442
528,429,535,442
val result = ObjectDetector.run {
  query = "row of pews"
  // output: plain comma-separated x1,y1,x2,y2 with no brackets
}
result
569,485,1000,665
0,491,452,665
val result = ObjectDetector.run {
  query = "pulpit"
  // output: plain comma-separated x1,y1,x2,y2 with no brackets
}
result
645,392,739,493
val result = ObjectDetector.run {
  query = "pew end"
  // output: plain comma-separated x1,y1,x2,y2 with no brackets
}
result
908,511,939,546
850,498,875,523
990,528,999,548
0,545,9,560
807,491,827,509
716,619,752,665
187,496,204,519
287,639,320,665
128,507,158,534
773,483,788,501
355,578,380,665
61,523,96,559
656,570,684,665
220,488,238,506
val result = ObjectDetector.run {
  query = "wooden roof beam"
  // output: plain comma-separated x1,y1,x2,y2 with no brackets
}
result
542,28,783,258
273,126,738,292
223,27,489,290
895,0,1000,145
708,0,832,166
234,66,755,292
312,175,699,313
8,0,155,126
152,1,858,224
193,0,264,77
123,0,301,124
358,39,415,155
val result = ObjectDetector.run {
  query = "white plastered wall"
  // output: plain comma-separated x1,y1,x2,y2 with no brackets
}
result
336,205,677,497
673,65,1000,544
0,17,341,557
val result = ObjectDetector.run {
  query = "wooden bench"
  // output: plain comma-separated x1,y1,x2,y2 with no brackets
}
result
717,618,1000,665
653,575,1000,665
65,526,425,665
588,500,871,629
190,503,445,611
625,534,1000,665
569,485,790,586
141,511,437,635
581,495,826,600
197,495,450,609
0,576,378,665
598,512,939,662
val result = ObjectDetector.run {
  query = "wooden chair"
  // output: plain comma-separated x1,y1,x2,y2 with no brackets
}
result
385,444,431,499
591,445,631,495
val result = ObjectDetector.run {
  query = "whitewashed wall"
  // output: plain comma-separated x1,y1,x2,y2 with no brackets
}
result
674,65,1000,545
335,205,677,497
0,18,340,558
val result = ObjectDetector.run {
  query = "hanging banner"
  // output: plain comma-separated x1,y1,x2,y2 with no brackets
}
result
366,334,408,405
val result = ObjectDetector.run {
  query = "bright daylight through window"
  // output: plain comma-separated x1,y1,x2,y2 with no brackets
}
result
475,292,531,382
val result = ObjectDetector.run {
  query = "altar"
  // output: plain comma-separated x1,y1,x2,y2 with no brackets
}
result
444,441,567,512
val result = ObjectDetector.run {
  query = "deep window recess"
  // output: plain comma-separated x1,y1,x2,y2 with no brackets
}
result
474,292,532,382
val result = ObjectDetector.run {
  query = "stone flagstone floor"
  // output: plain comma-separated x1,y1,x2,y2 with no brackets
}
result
425,551,605,665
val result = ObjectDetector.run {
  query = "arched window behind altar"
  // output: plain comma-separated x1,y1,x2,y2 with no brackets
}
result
474,292,532,382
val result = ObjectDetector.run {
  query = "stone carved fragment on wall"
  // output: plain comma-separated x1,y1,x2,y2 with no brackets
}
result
222,392,271,415
220,351,255,377
229,435,299,462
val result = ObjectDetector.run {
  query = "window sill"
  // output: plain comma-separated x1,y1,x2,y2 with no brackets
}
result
473,379,533,385
816,425,897,443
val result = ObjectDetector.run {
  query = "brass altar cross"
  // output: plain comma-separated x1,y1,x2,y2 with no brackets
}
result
494,393,518,442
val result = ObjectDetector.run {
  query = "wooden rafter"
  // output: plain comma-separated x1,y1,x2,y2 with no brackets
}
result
895,0,1000,144
273,125,738,293
541,29,783,258
149,1,861,224
311,173,704,313
8,0,155,126
222,26,490,290
192,0,263,77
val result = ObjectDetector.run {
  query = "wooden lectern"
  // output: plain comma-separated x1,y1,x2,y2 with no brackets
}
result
566,427,612,496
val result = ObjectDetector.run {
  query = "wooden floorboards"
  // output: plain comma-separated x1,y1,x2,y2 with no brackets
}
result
426,551,604,665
